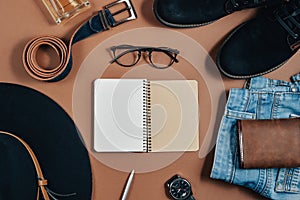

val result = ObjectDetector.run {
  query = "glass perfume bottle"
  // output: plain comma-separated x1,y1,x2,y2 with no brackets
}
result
42,0,91,24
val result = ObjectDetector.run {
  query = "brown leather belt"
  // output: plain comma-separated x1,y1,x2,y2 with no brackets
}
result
22,0,137,82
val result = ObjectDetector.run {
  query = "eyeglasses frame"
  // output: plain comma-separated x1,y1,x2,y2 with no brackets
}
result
109,45,180,69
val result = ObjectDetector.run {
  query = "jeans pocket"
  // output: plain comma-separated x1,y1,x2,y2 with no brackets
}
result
275,168,300,193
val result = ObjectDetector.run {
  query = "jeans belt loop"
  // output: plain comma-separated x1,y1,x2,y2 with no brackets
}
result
22,0,137,82
291,73,300,83
243,79,251,89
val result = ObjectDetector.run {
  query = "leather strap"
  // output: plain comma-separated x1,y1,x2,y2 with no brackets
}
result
22,0,137,82
0,130,50,200
187,196,196,200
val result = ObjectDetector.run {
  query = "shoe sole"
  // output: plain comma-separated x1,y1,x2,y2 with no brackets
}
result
216,20,291,79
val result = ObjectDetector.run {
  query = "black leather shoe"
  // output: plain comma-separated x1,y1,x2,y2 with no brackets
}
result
153,0,284,28
217,0,300,79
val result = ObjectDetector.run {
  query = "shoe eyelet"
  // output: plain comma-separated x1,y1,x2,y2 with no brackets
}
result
233,3,239,8
243,1,249,5
294,34,298,39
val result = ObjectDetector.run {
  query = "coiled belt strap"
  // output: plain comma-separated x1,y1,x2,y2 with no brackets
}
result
22,0,137,82
0,130,50,200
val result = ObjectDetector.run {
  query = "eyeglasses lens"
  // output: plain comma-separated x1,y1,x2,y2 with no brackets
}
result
115,49,140,67
150,51,175,68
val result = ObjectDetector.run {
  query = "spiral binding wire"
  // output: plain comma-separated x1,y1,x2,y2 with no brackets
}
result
142,80,152,152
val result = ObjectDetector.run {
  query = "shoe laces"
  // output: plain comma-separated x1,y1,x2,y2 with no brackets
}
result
274,1,300,39
229,0,265,9
226,0,270,13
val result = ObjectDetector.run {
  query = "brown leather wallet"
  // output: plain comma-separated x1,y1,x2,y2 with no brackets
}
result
237,118,300,169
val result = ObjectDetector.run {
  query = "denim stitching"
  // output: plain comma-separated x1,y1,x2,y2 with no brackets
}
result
256,93,262,119
225,90,256,119
230,143,239,184
225,111,255,119
274,93,283,119
275,168,300,193
291,74,300,83
273,93,279,119
275,171,283,192
212,75,300,199
286,169,294,191
282,169,288,192
244,90,252,114
261,169,272,198
291,169,300,192
239,89,250,113
254,169,266,193
210,116,233,182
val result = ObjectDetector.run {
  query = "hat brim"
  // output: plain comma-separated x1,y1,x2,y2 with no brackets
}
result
0,83,92,199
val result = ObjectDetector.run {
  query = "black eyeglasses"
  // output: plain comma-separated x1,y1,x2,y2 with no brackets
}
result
109,45,180,69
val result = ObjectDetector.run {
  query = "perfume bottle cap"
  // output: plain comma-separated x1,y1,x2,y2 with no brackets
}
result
42,0,91,24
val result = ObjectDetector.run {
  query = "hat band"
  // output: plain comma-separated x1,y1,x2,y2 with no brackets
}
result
0,130,77,200
0,130,50,200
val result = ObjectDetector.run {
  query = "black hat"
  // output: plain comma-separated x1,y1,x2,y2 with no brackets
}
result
0,83,92,199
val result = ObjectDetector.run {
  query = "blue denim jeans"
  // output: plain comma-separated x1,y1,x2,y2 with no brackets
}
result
210,74,300,200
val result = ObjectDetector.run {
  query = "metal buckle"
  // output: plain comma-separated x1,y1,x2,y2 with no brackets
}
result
104,0,137,27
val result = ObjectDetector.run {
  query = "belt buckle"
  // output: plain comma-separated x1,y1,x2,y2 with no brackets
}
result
104,0,137,27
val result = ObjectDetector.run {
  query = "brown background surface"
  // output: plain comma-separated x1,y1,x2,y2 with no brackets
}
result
1,0,300,199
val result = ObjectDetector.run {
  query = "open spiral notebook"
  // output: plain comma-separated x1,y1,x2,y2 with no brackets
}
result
93,79,199,152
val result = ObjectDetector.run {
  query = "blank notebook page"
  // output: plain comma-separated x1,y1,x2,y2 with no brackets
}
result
94,79,145,152
150,80,199,152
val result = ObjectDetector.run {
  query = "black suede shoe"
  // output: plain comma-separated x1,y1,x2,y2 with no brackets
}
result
153,0,284,28
217,0,300,79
